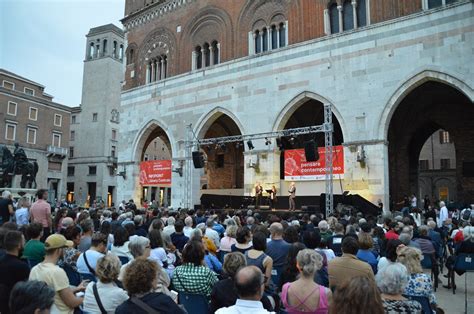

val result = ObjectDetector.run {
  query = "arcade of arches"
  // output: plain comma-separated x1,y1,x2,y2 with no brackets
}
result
388,81,474,209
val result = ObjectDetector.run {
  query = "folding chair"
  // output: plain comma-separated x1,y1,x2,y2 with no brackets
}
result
403,295,433,314
421,253,439,291
179,293,209,314
118,256,129,265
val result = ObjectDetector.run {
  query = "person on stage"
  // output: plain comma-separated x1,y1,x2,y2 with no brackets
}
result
288,182,296,211
269,185,277,210
255,182,263,209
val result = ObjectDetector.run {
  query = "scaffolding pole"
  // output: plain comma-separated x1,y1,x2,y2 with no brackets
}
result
324,103,334,217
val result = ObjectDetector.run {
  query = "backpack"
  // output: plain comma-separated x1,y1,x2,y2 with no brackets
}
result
462,209,471,221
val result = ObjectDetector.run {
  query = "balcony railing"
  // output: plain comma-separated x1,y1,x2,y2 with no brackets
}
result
47,145,68,158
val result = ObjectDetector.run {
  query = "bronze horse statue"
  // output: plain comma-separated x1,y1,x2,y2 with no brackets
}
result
0,145,38,188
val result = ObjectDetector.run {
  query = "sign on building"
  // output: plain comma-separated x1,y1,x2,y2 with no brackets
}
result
139,160,172,186
284,145,344,181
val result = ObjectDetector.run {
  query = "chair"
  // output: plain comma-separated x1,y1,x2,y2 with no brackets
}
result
61,264,81,286
118,256,129,265
421,253,439,291
403,295,433,314
271,267,283,290
79,273,97,283
179,293,209,314
451,253,474,295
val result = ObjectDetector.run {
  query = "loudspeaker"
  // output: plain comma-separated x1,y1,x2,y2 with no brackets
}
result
259,205,270,210
217,154,224,168
192,151,205,168
304,140,319,162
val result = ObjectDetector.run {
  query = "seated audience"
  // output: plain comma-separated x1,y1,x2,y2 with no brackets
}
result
231,226,253,254
9,280,55,314
444,225,474,289
170,219,189,252
83,254,128,313
172,240,218,298
329,276,384,314
29,234,88,314
0,230,30,314
245,231,273,287
356,232,378,274
111,226,133,261
78,219,94,252
282,249,331,314
58,225,82,271
413,226,436,256
220,225,238,253
149,229,168,267
215,266,273,314
397,246,436,307
22,222,45,264
376,263,422,313
385,222,399,240
328,236,374,290
116,258,184,314
266,223,291,270
378,239,403,271
280,242,306,290
327,223,344,257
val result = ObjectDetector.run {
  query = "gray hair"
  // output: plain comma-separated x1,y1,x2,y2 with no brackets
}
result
427,220,436,229
133,215,143,225
246,216,255,225
440,201,446,207
226,225,238,238
128,236,150,258
190,228,203,240
206,218,215,227
318,220,329,232
1,190,11,199
398,233,412,246
196,223,206,233
9,280,55,313
463,226,474,242
296,249,323,277
376,263,409,295
418,225,429,236
184,216,193,227
167,217,175,226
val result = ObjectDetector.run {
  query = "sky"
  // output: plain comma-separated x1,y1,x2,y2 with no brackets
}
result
0,0,125,107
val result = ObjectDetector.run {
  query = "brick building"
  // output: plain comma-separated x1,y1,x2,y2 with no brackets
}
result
0,69,71,201
66,24,124,207
117,0,474,210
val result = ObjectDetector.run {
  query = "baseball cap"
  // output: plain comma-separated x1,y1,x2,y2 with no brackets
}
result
44,234,73,250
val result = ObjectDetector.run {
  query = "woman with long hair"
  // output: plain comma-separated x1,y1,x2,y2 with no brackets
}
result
330,276,384,314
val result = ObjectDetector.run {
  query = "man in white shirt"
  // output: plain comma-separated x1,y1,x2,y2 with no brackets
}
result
410,194,417,208
183,216,194,238
205,218,220,249
162,216,176,237
438,201,449,228
77,233,107,275
216,266,274,314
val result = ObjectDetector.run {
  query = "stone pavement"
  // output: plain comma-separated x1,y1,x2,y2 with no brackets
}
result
434,271,473,314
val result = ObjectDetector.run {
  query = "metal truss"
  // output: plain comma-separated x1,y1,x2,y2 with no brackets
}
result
185,104,334,215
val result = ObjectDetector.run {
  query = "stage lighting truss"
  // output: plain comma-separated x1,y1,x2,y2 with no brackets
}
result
184,104,335,218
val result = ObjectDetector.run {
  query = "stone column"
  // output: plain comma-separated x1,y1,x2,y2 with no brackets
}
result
267,28,272,51
209,46,215,66
324,9,331,35
337,5,343,33
150,61,155,82
253,32,258,53
276,26,280,48
216,43,221,64
145,63,150,84
259,31,264,51
160,58,165,79
352,1,358,28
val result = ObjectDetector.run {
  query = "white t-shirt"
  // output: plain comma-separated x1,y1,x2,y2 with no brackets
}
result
411,197,417,208
83,281,128,314
110,242,133,260
206,228,220,249
150,247,168,266
316,248,336,262
29,262,72,314
15,207,29,226
77,250,105,274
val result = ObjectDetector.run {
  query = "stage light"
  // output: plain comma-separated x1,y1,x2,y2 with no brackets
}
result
265,137,271,146
247,140,255,150
289,136,296,146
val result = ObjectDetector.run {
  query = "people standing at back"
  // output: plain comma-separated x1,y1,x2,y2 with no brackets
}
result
77,233,108,277
30,189,52,241
0,190,14,225
22,222,45,264
15,196,30,227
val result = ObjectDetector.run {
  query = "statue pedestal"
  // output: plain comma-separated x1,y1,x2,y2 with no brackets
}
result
0,188,37,200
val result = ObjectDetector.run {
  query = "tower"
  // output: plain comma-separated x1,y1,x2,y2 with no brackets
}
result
68,24,124,207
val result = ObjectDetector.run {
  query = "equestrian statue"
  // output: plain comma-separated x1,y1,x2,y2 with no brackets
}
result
0,143,38,188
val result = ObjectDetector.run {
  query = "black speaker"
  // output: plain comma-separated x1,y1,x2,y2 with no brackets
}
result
216,154,224,168
304,140,319,162
192,151,205,168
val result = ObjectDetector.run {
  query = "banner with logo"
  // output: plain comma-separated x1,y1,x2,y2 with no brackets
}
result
139,160,172,186
284,145,344,181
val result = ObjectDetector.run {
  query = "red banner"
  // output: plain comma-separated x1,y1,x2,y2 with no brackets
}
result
139,160,172,186
284,146,344,181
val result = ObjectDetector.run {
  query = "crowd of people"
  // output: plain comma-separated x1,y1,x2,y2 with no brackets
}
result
0,188,473,314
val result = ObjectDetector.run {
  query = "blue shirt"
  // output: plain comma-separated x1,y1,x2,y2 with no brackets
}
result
213,223,225,236
356,249,378,274
265,239,290,269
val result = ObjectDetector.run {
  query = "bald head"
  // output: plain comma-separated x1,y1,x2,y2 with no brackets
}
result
235,266,263,300
269,222,284,238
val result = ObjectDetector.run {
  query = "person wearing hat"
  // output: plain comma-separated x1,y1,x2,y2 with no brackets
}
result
29,234,88,314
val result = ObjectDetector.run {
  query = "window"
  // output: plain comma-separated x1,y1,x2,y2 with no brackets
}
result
54,114,62,127
120,44,124,60
92,113,98,122
262,28,268,52
113,41,117,58
5,123,16,141
7,101,17,116
147,55,168,83
111,110,119,122
329,3,340,34
419,160,429,170
278,23,286,47
89,42,95,59
357,0,367,27
428,0,443,9
440,159,451,170
52,133,61,147
439,130,450,144
111,145,116,158
70,130,75,141
2,80,15,90
29,107,38,120
212,41,219,65
127,48,134,65
71,115,77,124
255,30,262,54
27,128,37,144
112,129,117,140
217,154,225,168
67,166,75,176
195,46,202,69
342,0,354,31
271,25,278,49
69,147,74,158
103,39,108,54
24,87,35,96
89,166,97,175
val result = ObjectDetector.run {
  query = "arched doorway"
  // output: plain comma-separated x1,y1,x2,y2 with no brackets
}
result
388,81,474,209
200,114,244,190
277,97,344,197
135,123,173,207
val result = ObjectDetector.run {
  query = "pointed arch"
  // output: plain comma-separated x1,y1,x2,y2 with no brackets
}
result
194,107,246,140
378,70,474,140
132,118,175,162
